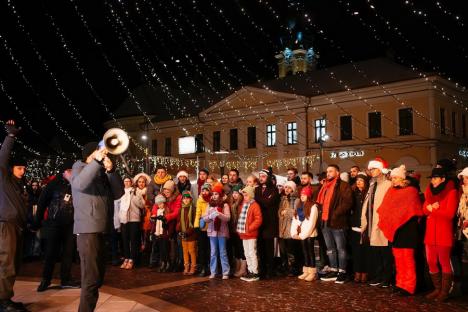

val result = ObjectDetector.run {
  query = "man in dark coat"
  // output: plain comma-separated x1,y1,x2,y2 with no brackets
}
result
316,164,353,284
255,169,280,279
35,159,80,292
71,142,124,312
0,120,29,312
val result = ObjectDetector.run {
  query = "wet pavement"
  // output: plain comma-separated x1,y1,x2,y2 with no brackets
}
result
18,261,468,312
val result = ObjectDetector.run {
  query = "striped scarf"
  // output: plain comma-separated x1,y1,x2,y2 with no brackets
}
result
237,200,253,234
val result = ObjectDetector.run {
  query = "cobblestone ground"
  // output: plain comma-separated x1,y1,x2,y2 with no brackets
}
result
19,261,468,312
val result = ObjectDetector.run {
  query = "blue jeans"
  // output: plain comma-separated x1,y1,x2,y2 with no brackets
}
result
321,223,347,271
209,236,230,276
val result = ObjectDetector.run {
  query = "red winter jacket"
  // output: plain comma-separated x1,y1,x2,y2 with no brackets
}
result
237,201,263,240
423,180,458,247
152,192,182,236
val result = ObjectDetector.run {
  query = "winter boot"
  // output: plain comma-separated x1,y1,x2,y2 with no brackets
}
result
188,263,197,275
298,266,309,280
435,273,453,302
360,273,368,283
305,267,317,282
235,260,247,277
232,259,240,276
426,272,441,300
183,263,190,275
354,272,362,283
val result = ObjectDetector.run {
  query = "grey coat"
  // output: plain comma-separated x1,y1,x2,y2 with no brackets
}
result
71,160,124,234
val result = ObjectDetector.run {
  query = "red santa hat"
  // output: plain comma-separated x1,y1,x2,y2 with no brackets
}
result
367,157,390,174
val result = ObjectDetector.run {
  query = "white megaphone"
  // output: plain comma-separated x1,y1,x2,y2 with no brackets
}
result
102,128,129,155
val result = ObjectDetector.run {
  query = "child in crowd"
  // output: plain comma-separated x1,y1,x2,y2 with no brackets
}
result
291,186,319,282
204,183,231,279
237,186,262,282
194,183,212,276
176,191,198,275
150,194,169,272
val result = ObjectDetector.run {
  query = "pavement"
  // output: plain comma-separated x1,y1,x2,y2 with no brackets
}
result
15,261,468,312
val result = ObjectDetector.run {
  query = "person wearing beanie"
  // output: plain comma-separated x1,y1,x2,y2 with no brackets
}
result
147,164,172,203
0,120,30,311
225,168,244,196
377,165,423,296
158,178,182,272
203,182,231,279
456,167,468,276
176,170,191,195
349,172,370,283
191,168,209,201
255,169,280,279
71,132,124,311
361,158,393,287
117,174,146,271
150,194,170,272
132,173,153,257
228,184,247,277
176,191,198,275
291,186,319,282
237,186,263,282
194,182,212,276
35,158,80,292
316,165,353,284
423,168,458,301
278,181,301,276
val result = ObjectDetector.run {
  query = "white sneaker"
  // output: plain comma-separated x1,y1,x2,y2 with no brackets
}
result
209,274,216,279
222,275,229,280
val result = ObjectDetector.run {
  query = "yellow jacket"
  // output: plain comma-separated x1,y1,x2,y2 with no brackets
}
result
195,195,209,230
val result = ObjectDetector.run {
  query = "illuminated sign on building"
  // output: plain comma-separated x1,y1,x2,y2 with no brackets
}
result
330,150,365,159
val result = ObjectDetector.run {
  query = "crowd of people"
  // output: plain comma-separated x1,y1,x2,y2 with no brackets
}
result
1,120,468,312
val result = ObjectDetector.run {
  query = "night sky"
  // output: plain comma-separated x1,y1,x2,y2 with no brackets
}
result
0,0,467,156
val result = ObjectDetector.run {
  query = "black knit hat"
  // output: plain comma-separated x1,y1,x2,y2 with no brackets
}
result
9,156,27,167
428,168,446,178
82,142,98,160
58,159,76,172
199,168,209,175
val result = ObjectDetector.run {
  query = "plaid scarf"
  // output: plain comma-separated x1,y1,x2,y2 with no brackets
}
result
237,200,253,234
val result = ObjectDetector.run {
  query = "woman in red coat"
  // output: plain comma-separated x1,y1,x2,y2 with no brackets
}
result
378,165,423,296
423,168,458,301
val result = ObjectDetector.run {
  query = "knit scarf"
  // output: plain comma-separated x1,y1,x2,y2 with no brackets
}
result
430,180,447,195
202,193,211,202
135,187,147,198
209,198,224,231
459,185,468,222
297,202,305,222
180,202,193,233
316,177,338,221
377,186,423,242
237,200,253,233
197,178,206,195
154,174,171,186
365,178,379,238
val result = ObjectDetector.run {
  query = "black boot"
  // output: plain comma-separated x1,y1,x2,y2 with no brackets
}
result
198,267,207,277
37,280,51,292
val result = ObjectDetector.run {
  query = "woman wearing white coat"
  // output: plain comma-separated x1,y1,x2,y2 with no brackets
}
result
291,186,318,282
117,175,147,269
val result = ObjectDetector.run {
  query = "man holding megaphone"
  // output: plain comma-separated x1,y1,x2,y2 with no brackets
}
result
71,141,124,312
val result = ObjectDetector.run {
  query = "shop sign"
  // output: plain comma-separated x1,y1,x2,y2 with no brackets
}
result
330,150,365,159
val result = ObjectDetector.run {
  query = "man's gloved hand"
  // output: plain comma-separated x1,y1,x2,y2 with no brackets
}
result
5,120,21,136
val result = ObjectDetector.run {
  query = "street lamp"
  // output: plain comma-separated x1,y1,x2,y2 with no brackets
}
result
318,133,329,173
215,150,229,176
141,132,149,173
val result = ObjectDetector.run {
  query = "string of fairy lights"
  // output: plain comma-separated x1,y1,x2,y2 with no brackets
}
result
1,1,467,179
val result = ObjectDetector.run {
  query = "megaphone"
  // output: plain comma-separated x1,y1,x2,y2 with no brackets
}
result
103,128,129,155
